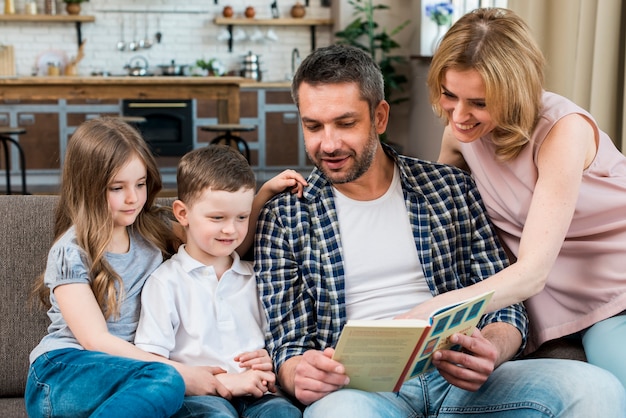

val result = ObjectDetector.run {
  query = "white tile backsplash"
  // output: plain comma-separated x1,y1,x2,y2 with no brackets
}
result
1,0,333,80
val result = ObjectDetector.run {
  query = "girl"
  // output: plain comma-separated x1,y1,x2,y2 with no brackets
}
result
25,118,245,416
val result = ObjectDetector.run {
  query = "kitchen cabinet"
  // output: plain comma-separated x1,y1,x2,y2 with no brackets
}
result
0,15,95,47
1,84,309,191
213,17,333,52
1,98,121,191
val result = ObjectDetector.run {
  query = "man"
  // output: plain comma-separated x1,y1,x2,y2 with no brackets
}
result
254,44,626,417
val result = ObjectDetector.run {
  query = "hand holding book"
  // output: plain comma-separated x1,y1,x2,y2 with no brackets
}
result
332,291,495,392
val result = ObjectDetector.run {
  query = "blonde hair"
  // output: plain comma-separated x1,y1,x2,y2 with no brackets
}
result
34,117,181,318
427,7,545,160
176,145,256,206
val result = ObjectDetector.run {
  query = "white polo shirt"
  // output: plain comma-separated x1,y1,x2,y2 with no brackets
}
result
135,245,266,373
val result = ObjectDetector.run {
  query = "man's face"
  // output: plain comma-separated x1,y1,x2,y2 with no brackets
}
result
298,82,381,184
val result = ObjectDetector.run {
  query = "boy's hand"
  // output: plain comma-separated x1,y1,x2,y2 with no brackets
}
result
261,169,307,198
235,349,273,371
235,349,276,392
216,369,276,398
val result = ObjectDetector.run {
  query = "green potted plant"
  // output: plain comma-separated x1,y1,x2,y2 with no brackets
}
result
62,0,89,15
335,0,410,106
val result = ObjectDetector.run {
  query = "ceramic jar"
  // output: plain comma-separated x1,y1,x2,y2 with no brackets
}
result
291,2,306,18
244,6,255,18
222,6,233,17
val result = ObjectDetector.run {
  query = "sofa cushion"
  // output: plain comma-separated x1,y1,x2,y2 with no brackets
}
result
0,196,57,399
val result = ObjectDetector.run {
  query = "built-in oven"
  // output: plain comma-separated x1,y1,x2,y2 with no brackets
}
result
122,99,193,157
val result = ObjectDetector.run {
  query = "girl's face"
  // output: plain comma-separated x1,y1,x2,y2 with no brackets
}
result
176,187,255,265
107,155,148,231
439,68,497,143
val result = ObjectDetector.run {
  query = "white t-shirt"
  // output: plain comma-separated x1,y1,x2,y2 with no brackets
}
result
334,166,433,320
135,245,266,373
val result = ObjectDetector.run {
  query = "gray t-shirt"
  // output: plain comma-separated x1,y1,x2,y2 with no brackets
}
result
29,226,163,364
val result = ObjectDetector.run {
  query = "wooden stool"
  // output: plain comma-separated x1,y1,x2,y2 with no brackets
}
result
200,124,255,163
0,127,27,195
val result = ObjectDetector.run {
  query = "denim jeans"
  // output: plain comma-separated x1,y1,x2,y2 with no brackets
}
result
583,313,626,388
304,358,626,417
25,348,185,418
172,392,302,418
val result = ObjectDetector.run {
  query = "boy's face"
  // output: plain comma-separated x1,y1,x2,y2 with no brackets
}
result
173,187,255,265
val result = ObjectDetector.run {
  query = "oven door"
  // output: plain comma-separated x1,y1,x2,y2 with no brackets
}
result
122,100,193,157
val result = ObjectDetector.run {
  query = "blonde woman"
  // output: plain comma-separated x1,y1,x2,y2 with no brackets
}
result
415,7,626,388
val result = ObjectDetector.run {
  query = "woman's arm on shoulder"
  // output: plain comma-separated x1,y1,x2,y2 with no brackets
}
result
438,125,470,171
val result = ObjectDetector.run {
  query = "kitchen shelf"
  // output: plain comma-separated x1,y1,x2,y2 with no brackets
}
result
0,14,95,47
214,17,333,52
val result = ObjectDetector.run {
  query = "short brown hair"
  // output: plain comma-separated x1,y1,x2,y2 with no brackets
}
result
177,145,256,206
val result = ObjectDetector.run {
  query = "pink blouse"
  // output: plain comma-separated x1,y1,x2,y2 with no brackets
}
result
460,91,626,353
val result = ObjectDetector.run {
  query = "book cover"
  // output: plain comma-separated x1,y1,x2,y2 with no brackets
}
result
332,290,494,392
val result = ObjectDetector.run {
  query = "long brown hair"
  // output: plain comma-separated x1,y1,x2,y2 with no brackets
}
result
34,117,181,318
428,8,545,160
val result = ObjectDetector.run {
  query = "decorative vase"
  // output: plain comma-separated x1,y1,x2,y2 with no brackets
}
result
65,3,81,15
431,25,446,55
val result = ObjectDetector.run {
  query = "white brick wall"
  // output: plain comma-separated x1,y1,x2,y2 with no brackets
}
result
1,0,334,81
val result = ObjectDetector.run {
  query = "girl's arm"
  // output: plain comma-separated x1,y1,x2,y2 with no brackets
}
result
402,114,597,318
237,169,307,255
54,282,232,398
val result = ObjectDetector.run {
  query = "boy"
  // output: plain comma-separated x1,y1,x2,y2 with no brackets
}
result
135,145,304,418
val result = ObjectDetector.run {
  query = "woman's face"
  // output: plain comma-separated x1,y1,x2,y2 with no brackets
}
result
439,68,497,143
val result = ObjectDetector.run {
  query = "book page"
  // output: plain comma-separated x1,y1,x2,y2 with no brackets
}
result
333,320,428,392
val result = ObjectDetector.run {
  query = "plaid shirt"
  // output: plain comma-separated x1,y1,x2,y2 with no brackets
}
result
254,147,528,371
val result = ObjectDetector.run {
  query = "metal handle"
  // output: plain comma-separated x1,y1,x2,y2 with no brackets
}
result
127,102,188,108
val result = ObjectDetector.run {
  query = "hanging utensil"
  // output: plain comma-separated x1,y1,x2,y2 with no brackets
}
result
116,17,126,51
128,15,139,51
139,14,152,49
155,16,162,44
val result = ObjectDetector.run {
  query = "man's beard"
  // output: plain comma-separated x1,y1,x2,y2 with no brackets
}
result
310,130,379,185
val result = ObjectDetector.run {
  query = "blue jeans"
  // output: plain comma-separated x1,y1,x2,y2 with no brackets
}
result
25,348,185,418
172,392,302,418
304,359,626,417
583,313,626,388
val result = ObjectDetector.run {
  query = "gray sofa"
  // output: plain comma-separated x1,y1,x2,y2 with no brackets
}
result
0,195,585,417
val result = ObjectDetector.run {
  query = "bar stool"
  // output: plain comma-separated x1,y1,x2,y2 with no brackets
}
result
0,127,27,195
199,124,255,163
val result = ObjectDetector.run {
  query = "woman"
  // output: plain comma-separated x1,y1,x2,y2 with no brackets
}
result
416,7,626,386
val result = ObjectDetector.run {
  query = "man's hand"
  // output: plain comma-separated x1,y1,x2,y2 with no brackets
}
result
431,323,521,392
431,328,496,391
282,348,350,405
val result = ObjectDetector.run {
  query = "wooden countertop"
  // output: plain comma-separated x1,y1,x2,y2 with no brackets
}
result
0,75,243,88
240,81,292,89
0,76,245,123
